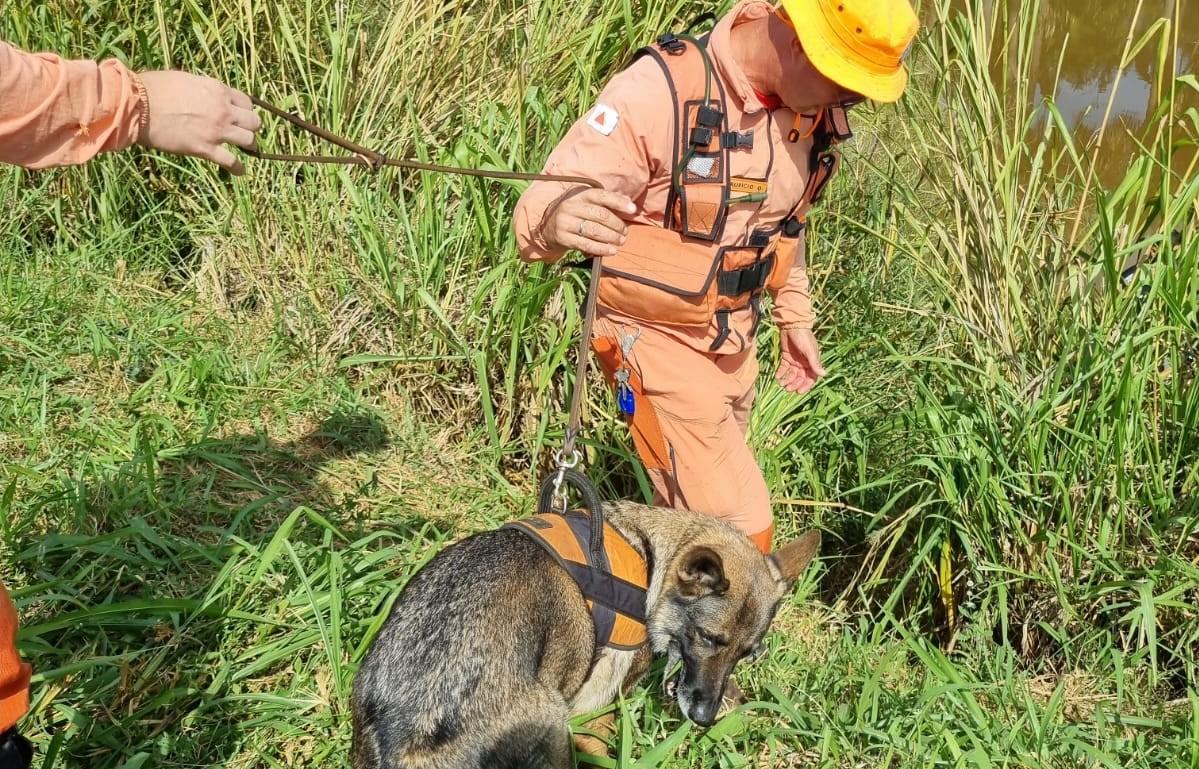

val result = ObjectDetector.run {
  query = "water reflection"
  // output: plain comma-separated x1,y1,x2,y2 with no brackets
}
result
933,0,1198,190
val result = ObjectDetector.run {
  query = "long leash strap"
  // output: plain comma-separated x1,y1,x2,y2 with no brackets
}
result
245,96,604,190
245,96,604,522
562,257,602,462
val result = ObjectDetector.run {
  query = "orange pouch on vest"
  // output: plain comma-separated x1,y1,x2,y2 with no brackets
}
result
597,225,722,327
592,335,671,471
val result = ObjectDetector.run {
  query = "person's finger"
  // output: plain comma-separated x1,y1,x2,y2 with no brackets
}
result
564,215,624,245
804,344,826,378
786,358,813,393
780,357,808,391
209,145,244,175
558,232,618,257
228,88,253,110
777,359,802,391
574,200,628,240
230,105,262,132
587,189,638,216
787,372,810,394
222,125,258,150
800,348,824,380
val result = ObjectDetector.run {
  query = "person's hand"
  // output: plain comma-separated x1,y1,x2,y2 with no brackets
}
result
776,327,826,394
544,188,637,256
135,70,262,175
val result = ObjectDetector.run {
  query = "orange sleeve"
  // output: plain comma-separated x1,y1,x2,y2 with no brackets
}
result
511,56,672,264
0,584,30,733
770,230,815,330
0,40,147,169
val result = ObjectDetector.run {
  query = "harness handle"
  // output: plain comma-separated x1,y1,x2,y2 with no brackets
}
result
538,467,605,565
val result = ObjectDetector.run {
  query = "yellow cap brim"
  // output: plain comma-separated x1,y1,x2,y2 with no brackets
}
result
781,0,910,103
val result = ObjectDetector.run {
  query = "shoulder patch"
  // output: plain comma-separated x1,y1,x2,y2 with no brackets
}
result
586,103,620,136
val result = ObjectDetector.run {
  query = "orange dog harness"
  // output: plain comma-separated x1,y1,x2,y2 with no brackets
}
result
504,512,649,651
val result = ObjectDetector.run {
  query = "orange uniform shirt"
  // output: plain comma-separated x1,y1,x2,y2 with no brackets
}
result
0,41,146,169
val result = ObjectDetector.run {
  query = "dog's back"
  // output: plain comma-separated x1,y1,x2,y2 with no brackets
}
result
351,529,595,769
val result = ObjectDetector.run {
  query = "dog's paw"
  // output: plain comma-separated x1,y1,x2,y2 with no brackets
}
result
573,712,615,759
572,733,611,758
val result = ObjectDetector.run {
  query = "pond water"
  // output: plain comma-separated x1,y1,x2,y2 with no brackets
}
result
936,0,1199,191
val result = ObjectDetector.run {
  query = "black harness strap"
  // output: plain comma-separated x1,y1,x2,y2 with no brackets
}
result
749,293,764,337
710,310,732,351
561,513,617,644
505,512,648,651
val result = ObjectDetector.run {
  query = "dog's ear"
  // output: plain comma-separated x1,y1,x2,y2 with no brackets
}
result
770,530,821,588
677,547,729,598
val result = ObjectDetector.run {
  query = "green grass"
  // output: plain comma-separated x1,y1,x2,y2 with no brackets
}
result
2,0,1197,766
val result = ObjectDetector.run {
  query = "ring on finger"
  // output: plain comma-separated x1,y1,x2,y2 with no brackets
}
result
577,220,586,237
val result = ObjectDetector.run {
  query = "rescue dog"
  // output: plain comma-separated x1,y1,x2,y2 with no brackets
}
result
350,501,821,769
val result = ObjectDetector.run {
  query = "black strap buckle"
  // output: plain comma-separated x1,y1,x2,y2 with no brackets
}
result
721,131,754,150
696,105,723,128
782,216,804,237
689,126,714,147
657,33,686,55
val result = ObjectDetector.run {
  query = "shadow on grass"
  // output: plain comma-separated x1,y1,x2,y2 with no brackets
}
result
11,407,452,768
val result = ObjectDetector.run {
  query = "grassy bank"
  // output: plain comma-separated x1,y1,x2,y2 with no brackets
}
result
2,0,1196,766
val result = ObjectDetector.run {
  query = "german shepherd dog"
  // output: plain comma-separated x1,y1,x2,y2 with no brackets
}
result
351,501,821,769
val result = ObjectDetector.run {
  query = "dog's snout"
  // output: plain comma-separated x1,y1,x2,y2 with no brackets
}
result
686,692,719,727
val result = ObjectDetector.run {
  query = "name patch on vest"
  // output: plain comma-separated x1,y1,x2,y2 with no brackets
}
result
730,177,768,195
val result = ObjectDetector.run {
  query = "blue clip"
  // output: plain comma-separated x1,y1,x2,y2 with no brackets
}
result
615,368,635,417
618,383,636,416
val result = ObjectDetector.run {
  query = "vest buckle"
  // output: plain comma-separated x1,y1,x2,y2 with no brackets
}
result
657,33,686,55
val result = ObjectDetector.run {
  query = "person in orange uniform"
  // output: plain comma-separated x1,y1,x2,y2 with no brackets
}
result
513,0,919,554
0,39,261,767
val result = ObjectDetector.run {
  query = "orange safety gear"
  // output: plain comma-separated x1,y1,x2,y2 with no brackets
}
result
504,512,649,650
0,41,147,169
592,33,851,351
750,525,774,555
514,1,823,347
779,0,920,104
512,0,858,549
0,585,30,733
591,316,775,551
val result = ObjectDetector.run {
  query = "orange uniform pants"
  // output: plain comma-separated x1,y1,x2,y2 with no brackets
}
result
592,317,773,553
0,584,30,733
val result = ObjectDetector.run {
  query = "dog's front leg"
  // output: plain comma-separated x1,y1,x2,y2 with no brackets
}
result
621,644,653,693
572,645,654,759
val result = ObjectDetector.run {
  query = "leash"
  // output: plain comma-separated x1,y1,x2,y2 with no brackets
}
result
244,96,605,190
244,95,606,554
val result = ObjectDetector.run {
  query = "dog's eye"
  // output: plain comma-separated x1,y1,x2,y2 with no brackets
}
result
697,629,727,649
743,643,765,662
